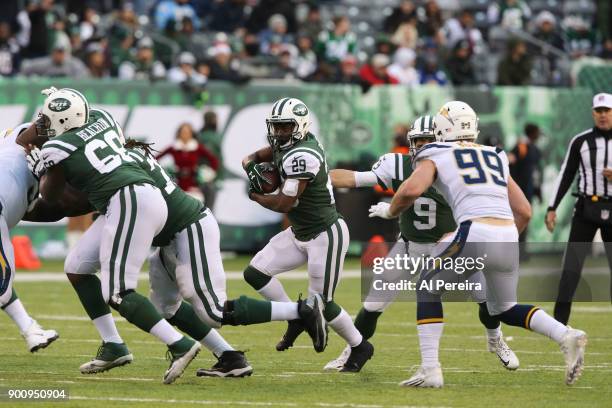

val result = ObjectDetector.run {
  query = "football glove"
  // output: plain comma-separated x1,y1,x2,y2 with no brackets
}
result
41,86,58,97
244,161,272,194
368,202,396,219
26,147,48,179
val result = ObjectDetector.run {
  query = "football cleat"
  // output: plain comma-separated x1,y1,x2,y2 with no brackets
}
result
196,350,253,378
324,345,351,371
560,327,587,385
163,337,201,384
276,319,305,351
488,335,519,370
340,340,374,373
21,320,59,353
399,364,444,388
298,293,328,353
80,342,134,374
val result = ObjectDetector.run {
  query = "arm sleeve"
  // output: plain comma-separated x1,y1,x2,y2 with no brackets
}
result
282,151,321,180
548,135,583,210
354,171,379,187
370,153,400,189
197,144,219,171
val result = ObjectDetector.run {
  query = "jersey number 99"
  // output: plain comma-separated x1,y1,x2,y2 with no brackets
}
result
453,149,507,187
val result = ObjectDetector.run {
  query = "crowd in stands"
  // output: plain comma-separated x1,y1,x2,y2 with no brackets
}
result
0,0,610,89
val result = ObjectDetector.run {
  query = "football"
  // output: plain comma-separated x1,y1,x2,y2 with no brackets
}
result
259,162,281,193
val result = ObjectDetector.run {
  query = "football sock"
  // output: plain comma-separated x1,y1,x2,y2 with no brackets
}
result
486,327,502,340
167,301,212,340
417,322,444,368
244,266,291,301
92,313,123,344
3,298,34,332
68,274,111,320
114,291,182,344
0,288,18,309
328,307,363,347
201,330,234,357
354,307,383,340
271,301,299,320
150,320,183,345
478,302,501,330
529,309,569,344
223,296,272,325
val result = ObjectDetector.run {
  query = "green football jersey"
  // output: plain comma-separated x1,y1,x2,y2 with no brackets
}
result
273,133,339,241
371,153,456,243
126,147,204,247
40,109,154,213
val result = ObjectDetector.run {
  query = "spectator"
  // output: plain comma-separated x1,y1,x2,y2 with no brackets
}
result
331,54,362,85
208,0,247,34
497,38,532,85
391,16,418,49
23,0,54,59
199,110,222,159
387,47,419,86
108,3,139,74
315,16,357,64
488,0,531,30
384,0,417,34
118,37,166,81
418,54,447,85
246,0,297,34
417,0,444,41
299,5,322,43
563,16,598,59
0,21,20,76
359,53,399,92
156,123,220,201
79,7,101,43
442,10,484,54
259,14,294,55
208,43,249,83
20,36,89,78
84,42,109,78
392,123,411,155
168,51,207,85
445,40,476,85
599,38,612,59
267,48,297,80
509,123,542,205
532,11,564,51
294,35,317,79
155,0,200,31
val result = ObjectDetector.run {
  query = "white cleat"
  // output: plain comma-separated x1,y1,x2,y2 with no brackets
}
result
488,335,519,370
21,320,59,352
324,345,351,371
560,327,587,386
399,364,444,388
163,340,201,384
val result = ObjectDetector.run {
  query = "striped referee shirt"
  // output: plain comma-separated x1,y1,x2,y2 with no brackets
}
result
548,127,612,210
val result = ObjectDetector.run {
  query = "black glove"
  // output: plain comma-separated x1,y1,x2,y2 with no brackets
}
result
244,161,271,194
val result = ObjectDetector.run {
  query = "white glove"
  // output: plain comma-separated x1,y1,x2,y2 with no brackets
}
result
41,86,58,97
368,202,396,219
26,147,48,179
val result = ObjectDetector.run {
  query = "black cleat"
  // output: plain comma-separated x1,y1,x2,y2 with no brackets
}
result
196,351,253,378
340,340,374,373
276,319,306,351
298,293,328,353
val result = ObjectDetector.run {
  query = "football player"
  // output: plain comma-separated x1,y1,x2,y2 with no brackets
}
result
241,97,374,372
0,124,59,353
370,101,587,387
325,115,518,376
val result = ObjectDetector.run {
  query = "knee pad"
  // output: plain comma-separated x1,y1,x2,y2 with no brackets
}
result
243,265,271,290
478,302,500,330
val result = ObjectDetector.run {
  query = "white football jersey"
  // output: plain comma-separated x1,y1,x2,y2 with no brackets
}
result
0,123,38,229
413,141,513,224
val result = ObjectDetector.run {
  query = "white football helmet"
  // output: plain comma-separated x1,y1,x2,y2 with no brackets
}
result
266,97,311,150
408,115,438,155
434,100,479,142
39,88,89,137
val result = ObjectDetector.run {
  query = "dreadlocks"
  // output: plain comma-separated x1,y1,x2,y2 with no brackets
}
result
124,138,157,157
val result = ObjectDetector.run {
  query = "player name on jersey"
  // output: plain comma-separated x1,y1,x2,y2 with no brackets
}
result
75,117,112,141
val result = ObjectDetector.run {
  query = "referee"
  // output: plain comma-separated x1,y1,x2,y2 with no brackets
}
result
545,92,612,325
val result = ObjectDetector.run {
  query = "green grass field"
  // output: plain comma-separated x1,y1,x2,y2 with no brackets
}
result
1,257,611,407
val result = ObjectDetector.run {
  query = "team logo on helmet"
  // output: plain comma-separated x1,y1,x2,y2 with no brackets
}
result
292,103,308,117
48,98,72,112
